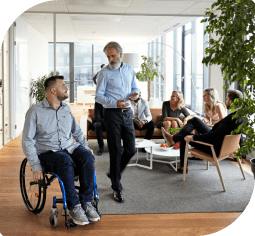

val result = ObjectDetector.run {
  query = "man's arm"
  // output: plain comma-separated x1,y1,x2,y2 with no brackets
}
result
141,99,152,123
71,113,90,150
94,102,104,123
22,109,43,180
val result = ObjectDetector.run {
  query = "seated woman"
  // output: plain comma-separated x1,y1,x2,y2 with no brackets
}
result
202,88,227,127
156,90,191,133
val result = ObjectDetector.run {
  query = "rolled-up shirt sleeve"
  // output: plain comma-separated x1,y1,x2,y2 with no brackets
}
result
22,109,42,172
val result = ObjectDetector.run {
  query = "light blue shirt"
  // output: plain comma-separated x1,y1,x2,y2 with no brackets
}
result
95,63,139,108
22,98,89,172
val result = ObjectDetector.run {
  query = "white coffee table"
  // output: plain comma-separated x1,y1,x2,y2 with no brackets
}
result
145,144,180,171
128,139,158,170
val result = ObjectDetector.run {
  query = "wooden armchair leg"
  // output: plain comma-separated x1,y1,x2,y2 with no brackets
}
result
207,161,209,170
236,158,246,180
214,159,226,192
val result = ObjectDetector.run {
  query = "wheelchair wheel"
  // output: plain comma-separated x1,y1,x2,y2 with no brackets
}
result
20,158,46,214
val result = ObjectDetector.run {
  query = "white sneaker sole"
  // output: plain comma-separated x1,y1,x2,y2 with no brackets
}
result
88,217,100,222
70,216,89,226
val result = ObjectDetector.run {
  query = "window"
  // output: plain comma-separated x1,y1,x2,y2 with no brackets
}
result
148,36,164,101
48,43,108,102
170,17,209,114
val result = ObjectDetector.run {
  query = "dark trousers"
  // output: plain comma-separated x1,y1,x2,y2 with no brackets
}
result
173,117,212,167
104,108,136,192
94,121,105,148
38,145,95,210
133,120,155,140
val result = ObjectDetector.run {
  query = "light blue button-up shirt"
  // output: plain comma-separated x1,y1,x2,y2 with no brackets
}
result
95,63,139,108
22,98,89,172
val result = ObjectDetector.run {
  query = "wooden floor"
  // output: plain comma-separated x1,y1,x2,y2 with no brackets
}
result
0,104,253,235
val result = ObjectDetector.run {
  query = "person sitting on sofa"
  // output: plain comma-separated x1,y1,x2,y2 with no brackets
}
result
130,90,155,143
202,88,227,127
161,89,244,173
156,90,191,133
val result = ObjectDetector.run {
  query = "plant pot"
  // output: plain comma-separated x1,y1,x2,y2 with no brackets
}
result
250,158,255,179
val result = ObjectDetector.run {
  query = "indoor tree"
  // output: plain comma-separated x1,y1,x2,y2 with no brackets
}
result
136,55,163,101
201,0,255,157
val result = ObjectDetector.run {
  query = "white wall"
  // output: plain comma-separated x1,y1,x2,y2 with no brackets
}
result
208,10,225,102
15,16,48,137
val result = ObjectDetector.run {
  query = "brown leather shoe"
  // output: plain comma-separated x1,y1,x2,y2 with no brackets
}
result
177,166,188,174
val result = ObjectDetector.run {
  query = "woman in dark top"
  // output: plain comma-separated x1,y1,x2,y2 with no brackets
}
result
156,91,191,132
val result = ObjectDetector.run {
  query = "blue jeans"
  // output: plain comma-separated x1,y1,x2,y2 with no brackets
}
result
104,108,136,191
38,145,95,210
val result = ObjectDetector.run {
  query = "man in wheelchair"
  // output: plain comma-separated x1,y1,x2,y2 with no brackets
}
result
161,89,244,173
22,75,100,226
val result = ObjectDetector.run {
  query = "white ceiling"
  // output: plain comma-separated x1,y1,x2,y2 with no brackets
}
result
21,0,216,44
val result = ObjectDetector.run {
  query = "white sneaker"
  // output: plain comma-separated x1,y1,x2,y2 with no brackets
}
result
69,204,89,225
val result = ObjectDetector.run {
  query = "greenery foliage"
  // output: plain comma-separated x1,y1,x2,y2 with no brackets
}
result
135,55,163,82
201,0,255,157
168,127,182,134
30,72,59,103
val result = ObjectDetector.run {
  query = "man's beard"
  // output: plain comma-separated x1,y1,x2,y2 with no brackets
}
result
57,92,68,102
108,58,122,70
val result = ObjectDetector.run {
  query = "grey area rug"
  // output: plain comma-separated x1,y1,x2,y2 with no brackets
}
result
88,140,254,215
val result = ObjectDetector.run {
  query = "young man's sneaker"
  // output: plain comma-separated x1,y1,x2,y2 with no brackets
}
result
113,190,124,203
83,202,100,222
69,204,89,225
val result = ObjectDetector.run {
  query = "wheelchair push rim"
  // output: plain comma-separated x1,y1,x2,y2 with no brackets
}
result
20,158,46,214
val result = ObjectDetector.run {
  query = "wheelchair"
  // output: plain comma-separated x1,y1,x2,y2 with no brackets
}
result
19,158,100,229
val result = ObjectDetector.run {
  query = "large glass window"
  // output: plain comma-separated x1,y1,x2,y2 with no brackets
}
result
148,36,164,101
169,17,209,114
48,43,108,102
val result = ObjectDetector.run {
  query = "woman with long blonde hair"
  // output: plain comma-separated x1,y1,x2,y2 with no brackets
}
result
156,90,191,133
202,88,227,127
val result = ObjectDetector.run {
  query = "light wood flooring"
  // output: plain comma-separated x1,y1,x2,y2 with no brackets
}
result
0,104,253,236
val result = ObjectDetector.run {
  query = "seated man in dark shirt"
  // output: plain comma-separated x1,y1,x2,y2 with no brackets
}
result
161,89,244,173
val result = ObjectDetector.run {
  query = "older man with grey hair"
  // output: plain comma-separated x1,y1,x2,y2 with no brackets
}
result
95,41,139,203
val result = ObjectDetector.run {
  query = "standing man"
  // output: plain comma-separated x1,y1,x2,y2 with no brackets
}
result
93,64,106,156
130,90,155,143
22,76,100,225
95,41,139,203
93,64,106,85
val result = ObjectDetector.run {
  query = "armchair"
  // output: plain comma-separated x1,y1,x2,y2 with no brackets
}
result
183,134,246,192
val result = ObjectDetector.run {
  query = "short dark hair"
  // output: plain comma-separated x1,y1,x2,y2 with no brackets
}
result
227,89,243,102
44,75,64,91
100,64,105,69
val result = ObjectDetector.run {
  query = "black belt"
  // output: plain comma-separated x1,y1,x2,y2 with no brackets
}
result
105,107,130,113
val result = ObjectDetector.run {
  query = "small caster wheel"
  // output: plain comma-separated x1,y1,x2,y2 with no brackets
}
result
49,214,58,227
50,207,58,217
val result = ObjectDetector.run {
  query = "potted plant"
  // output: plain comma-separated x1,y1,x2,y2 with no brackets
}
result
201,0,255,159
136,55,163,101
30,72,59,104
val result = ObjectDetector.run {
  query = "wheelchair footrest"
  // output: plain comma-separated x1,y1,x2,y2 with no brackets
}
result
66,219,78,229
